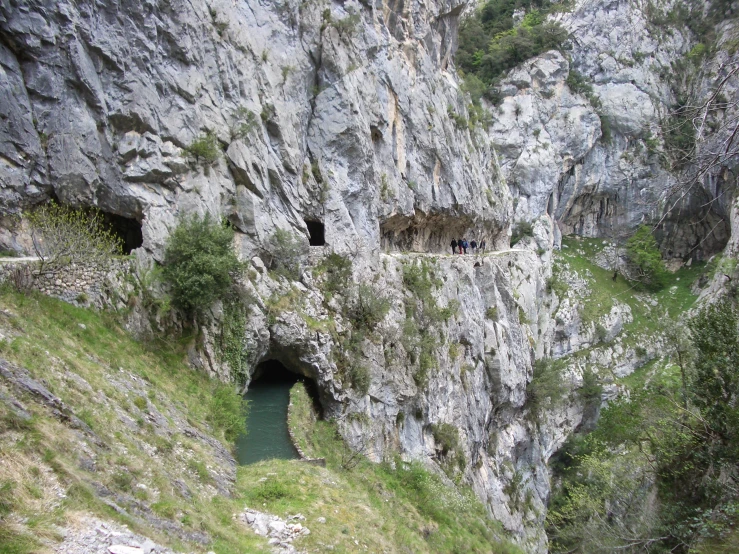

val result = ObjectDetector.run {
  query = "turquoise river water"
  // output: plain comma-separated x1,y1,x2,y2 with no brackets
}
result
236,360,300,465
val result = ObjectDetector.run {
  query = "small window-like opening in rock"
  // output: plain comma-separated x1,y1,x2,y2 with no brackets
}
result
370,125,382,142
305,219,325,246
101,212,143,254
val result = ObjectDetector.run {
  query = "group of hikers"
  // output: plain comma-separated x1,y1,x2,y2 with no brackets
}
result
450,238,486,255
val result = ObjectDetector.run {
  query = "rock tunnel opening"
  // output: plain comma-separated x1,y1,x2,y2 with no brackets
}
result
305,219,325,246
380,210,484,253
236,359,321,465
100,212,143,255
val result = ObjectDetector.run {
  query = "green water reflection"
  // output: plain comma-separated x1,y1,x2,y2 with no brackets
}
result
236,360,300,465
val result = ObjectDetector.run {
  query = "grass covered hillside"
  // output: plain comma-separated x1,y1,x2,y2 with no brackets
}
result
545,238,739,553
0,289,521,554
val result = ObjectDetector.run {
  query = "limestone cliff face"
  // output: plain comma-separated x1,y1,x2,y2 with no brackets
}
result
1,0,739,552
0,0,510,257
491,0,731,261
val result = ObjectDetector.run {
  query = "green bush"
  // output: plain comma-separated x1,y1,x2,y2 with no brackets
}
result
207,382,249,442
186,131,220,165
579,369,602,406
219,299,251,384
345,283,391,331
403,260,456,325
269,228,306,280
431,423,460,454
317,252,353,295
625,225,667,291
565,69,593,95
162,213,241,316
598,113,612,144
133,396,148,411
527,359,568,415
661,111,695,169
457,0,568,87
594,324,608,343
349,364,371,396
230,108,257,141
486,307,498,320
511,220,534,246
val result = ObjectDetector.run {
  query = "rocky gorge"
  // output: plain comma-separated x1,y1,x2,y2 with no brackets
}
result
1,0,739,552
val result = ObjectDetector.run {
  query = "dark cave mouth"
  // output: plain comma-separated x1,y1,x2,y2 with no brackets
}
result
305,219,326,246
101,212,143,255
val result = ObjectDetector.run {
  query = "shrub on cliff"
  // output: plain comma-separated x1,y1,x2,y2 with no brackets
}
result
162,213,241,317
268,228,306,280
208,382,249,442
25,202,122,278
625,225,667,291
186,131,220,165
344,283,391,331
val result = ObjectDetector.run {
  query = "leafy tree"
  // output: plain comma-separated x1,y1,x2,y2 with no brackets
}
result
625,225,668,291
162,213,241,317
457,0,568,91
186,131,220,165
26,202,123,276
268,228,307,280
688,301,739,443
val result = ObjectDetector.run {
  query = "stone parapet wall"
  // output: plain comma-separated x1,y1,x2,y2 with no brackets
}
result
0,258,133,307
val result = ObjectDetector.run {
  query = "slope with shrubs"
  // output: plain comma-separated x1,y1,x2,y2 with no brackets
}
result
545,237,739,553
457,0,569,103
0,288,523,553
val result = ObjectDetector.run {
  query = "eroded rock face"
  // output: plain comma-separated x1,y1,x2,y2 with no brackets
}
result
225,248,553,550
1,0,738,551
489,0,731,261
0,0,511,259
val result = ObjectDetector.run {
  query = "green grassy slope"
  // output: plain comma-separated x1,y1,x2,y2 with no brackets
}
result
0,289,522,554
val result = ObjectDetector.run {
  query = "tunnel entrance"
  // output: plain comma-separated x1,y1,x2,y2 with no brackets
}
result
236,359,319,465
305,219,325,246
100,212,143,254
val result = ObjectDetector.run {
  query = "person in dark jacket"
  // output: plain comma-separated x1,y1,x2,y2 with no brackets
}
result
470,239,477,253
462,238,468,254
458,238,464,254
480,239,486,254
450,239,458,255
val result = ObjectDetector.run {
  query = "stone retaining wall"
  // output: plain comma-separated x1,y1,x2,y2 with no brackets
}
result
0,258,133,307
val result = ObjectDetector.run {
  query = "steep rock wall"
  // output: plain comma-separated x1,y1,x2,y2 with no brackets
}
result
489,0,731,261
0,0,511,259
2,0,739,552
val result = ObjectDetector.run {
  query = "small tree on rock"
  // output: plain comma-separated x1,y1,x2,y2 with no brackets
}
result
162,213,241,318
268,228,306,280
625,225,667,291
26,202,123,277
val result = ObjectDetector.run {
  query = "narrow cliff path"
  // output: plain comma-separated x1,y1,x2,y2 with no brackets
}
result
384,248,530,259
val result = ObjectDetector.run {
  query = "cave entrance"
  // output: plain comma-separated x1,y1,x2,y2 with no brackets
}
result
236,359,319,465
305,219,325,246
100,212,143,254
